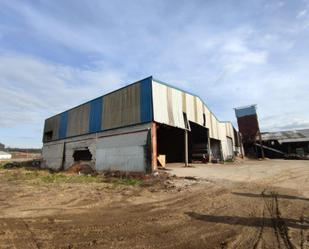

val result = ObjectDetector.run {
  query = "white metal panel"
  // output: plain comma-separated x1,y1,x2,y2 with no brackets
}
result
152,81,169,125
196,98,204,126
171,88,185,129
186,94,195,122
95,131,149,172
210,114,219,139
204,106,211,130
227,137,233,158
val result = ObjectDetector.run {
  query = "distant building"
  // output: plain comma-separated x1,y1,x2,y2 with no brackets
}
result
0,143,4,151
42,76,242,173
0,151,11,160
234,105,264,158
259,129,309,159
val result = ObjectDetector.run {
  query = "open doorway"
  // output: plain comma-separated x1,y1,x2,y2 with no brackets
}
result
188,122,209,162
157,124,184,163
210,138,222,161
156,122,209,164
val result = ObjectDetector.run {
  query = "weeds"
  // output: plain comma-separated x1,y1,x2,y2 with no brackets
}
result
111,178,142,186
0,166,142,186
40,174,103,184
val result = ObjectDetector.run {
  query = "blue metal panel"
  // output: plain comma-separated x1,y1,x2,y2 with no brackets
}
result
140,78,153,122
59,112,68,139
89,97,103,133
235,105,257,118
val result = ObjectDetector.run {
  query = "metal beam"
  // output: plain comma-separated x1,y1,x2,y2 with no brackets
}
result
184,129,189,167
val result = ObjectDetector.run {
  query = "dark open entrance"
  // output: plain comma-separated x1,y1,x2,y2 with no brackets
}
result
156,122,209,163
73,148,92,161
210,138,222,161
157,124,185,163
188,122,209,162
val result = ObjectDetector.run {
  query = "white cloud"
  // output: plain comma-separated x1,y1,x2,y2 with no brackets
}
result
297,9,307,18
0,53,126,146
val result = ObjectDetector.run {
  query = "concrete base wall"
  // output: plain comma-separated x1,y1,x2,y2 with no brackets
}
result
96,130,150,172
42,143,64,170
42,123,152,172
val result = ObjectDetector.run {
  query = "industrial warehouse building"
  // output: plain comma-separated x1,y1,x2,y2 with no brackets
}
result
42,76,241,173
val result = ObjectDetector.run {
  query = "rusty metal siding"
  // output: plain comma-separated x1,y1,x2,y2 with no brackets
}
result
43,115,60,142
67,103,90,137
102,83,141,130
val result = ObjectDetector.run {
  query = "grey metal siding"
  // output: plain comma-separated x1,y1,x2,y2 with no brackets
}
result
43,115,60,142
67,103,90,137
95,130,150,172
42,76,154,143
102,83,141,130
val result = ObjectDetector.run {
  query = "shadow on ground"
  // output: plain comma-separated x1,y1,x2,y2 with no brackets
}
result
185,212,309,229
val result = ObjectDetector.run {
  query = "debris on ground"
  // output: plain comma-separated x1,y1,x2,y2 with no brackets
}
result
65,161,97,175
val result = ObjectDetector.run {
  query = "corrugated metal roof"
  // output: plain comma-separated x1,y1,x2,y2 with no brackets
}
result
260,129,309,143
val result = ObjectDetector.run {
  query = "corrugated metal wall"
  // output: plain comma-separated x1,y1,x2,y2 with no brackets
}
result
43,77,153,142
67,103,90,137
152,79,224,140
152,79,237,160
43,115,60,142
95,130,150,172
102,83,140,129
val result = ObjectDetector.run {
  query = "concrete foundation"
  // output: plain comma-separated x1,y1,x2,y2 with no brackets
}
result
42,123,152,173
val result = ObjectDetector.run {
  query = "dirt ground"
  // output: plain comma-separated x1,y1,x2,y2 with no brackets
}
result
0,159,308,249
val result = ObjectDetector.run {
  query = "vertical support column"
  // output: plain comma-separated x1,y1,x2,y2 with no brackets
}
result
208,137,211,162
258,131,265,159
184,129,189,167
151,122,158,171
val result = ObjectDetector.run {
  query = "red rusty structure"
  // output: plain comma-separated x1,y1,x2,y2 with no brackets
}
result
234,105,264,158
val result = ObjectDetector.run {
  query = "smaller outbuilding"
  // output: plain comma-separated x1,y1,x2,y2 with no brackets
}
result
257,129,309,159
0,151,12,160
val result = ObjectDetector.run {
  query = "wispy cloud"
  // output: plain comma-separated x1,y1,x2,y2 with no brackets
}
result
0,53,126,146
0,0,308,147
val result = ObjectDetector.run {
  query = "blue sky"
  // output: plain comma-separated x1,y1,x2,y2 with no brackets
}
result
0,0,309,148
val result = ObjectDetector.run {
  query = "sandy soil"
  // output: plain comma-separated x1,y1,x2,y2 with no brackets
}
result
0,159,308,249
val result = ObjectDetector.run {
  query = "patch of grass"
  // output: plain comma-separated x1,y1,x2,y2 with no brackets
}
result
40,174,104,184
2,170,39,181
0,166,143,187
0,161,9,169
112,178,142,186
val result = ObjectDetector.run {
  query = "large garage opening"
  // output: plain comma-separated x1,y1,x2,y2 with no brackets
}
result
157,124,185,163
156,122,209,164
210,138,222,161
188,122,209,162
